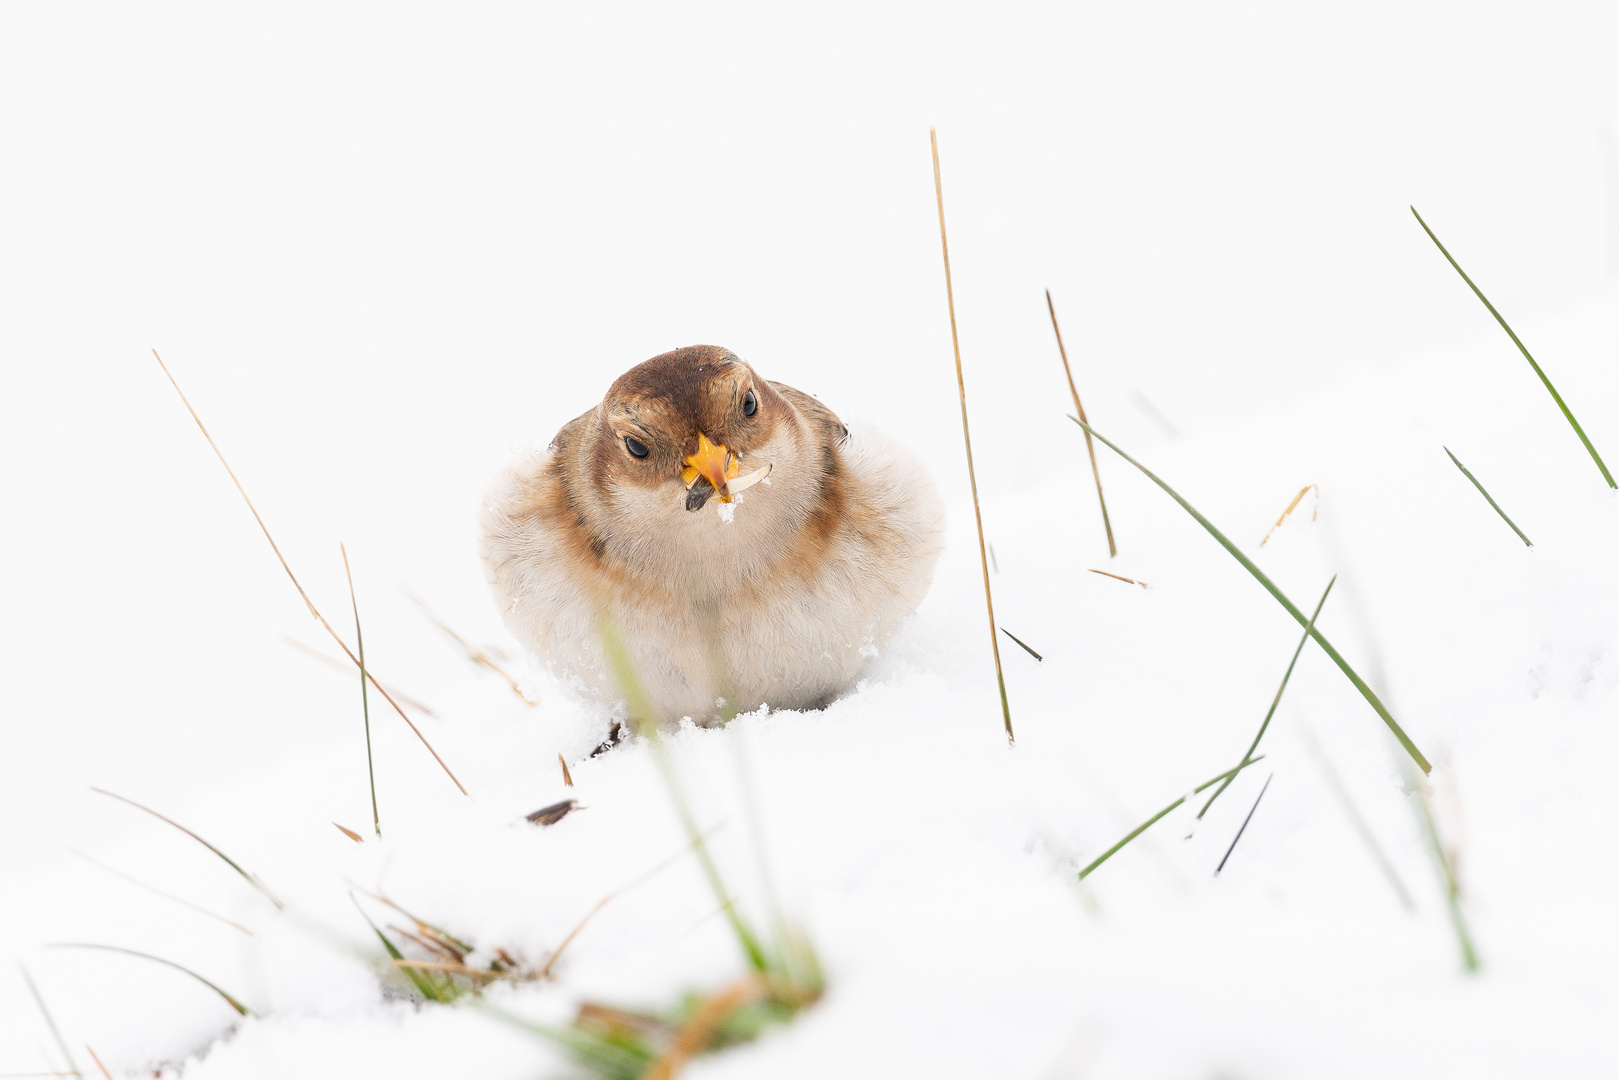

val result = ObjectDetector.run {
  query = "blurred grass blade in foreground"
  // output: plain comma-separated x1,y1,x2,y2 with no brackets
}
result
1068,415,1432,774
1411,207,1615,489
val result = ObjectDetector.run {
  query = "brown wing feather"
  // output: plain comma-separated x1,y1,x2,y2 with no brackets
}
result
769,381,848,447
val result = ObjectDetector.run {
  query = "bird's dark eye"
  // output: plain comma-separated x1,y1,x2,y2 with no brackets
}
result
624,435,648,459
743,389,757,417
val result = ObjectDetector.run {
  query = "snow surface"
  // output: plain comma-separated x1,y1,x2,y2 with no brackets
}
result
5,2,1619,1076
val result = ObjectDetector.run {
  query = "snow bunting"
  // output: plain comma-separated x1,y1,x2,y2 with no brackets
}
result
480,345,943,723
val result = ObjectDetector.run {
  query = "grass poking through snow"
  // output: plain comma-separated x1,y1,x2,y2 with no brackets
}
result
1410,207,1615,489
341,545,381,836
150,349,469,796
18,963,80,1078
1198,576,1335,820
1077,757,1266,881
90,788,284,910
1046,289,1117,557
1214,773,1273,876
47,944,253,1016
930,130,1014,744
999,627,1043,661
1443,447,1533,547
1068,415,1432,774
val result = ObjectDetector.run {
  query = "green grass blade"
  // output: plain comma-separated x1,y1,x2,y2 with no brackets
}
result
999,627,1043,661
1413,777,1481,972
597,616,770,974
48,944,253,1016
1411,207,1615,488
90,788,285,909
1199,576,1335,819
341,545,381,836
1068,416,1432,774
1077,756,1265,881
1443,447,1533,547
350,895,451,1002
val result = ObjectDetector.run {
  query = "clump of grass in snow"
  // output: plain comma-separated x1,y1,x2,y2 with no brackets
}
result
341,544,381,836
1068,415,1432,774
1197,576,1335,820
151,349,468,796
1046,289,1118,557
930,129,1014,744
90,787,284,910
1078,757,1267,880
47,944,253,1016
1411,207,1616,489
1443,447,1533,547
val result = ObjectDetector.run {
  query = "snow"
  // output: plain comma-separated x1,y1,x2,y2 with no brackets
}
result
4,1,1619,1076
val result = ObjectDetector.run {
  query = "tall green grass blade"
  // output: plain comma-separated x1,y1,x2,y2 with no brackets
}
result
1067,416,1432,774
1199,576,1335,819
90,788,285,909
341,545,381,836
597,616,769,974
1411,207,1615,488
48,944,253,1016
1443,447,1533,547
349,895,451,1001
1077,756,1265,881
18,963,81,1077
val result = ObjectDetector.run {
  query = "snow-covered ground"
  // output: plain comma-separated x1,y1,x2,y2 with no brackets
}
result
5,2,1619,1076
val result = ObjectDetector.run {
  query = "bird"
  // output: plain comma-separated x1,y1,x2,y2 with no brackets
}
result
479,344,944,726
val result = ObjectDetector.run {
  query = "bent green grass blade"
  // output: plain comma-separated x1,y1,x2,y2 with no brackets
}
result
1200,576,1335,819
91,787,285,909
1413,777,1481,972
1443,447,1533,547
1411,207,1615,488
1068,416,1432,773
1078,757,1265,880
350,895,450,1002
48,943,253,1016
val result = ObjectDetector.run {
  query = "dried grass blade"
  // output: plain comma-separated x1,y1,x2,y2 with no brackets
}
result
1410,208,1615,488
1068,415,1432,774
1259,484,1316,547
930,129,1014,744
1047,289,1117,556
406,590,530,703
1213,772,1273,875
67,847,254,935
999,627,1043,661
150,350,468,795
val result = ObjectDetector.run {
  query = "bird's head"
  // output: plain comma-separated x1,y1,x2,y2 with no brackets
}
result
593,345,783,514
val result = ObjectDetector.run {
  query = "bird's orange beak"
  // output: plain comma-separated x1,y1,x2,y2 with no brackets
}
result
683,431,739,503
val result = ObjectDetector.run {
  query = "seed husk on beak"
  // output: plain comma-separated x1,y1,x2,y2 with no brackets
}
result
682,432,771,512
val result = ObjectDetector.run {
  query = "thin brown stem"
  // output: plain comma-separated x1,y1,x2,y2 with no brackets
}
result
150,350,467,796
930,129,1013,744
1047,290,1116,557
